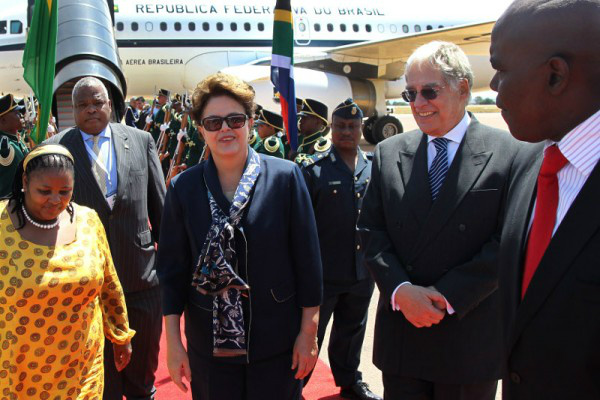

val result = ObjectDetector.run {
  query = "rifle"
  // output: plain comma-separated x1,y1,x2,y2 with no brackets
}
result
22,96,37,149
157,102,172,161
144,98,158,132
165,102,190,187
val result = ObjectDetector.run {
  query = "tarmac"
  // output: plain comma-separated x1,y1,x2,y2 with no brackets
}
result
319,112,509,399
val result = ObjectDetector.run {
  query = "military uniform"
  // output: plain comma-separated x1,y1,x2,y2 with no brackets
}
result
248,129,263,151
295,98,332,162
254,108,285,159
149,89,170,143
302,99,380,400
184,120,204,167
0,95,28,197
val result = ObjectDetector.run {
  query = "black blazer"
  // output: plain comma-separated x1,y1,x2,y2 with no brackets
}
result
499,142,600,399
45,123,166,293
157,154,323,362
357,117,519,383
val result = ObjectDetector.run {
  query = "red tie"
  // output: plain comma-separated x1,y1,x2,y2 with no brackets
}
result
521,145,568,299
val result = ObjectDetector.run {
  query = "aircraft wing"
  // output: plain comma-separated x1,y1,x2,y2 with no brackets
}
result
295,21,495,80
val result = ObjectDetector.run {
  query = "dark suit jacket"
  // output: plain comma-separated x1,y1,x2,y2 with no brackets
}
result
499,142,600,399
45,123,166,293
157,154,323,363
357,117,519,383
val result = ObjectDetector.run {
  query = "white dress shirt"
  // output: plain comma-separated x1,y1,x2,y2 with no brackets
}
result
80,125,118,199
529,108,600,235
391,112,471,314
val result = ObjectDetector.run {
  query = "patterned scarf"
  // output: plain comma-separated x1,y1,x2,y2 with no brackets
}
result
192,148,261,356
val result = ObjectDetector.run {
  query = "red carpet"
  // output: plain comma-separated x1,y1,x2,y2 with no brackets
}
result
153,321,342,399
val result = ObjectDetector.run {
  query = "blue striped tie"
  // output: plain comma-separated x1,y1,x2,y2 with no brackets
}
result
429,137,449,201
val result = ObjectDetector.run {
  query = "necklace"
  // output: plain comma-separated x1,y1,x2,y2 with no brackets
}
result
21,204,60,229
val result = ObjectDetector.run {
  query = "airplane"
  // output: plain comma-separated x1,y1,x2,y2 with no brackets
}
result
0,0,511,142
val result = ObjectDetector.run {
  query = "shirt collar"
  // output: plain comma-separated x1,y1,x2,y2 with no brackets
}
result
545,108,600,178
427,112,471,144
80,124,112,142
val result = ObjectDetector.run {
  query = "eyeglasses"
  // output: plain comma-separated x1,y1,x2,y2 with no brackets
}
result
401,86,445,103
200,113,248,132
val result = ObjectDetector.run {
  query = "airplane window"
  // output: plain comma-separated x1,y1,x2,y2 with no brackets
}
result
202,22,209,31
145,22,153,32
390,25,397,33
116,22,124,31
365,24,372,33
231,22,237,31
402,24,409,33
314,23,321,32
340,24,346,32
0,21,6,34
353,24,359,32
439,25,444,28
244,22,251,31
378,24,385,33
131,22,139,32
217,22,223,31
10,21,23,34
414,25,421,32
327,23,333,32
426,25,433,30
299,22,306,32
258,23,264,32
175,22,182,31
160,22,167,32
190,22,196,31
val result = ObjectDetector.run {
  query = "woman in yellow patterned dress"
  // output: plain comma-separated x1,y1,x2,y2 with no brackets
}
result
0,145,135,400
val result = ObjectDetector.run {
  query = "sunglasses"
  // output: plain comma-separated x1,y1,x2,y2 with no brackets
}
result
401,86,445,103
200,113,248,132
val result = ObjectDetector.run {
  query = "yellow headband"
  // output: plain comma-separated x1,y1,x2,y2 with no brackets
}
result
23,145,75,171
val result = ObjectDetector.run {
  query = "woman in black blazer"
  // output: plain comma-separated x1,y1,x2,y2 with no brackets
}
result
157,73,323,400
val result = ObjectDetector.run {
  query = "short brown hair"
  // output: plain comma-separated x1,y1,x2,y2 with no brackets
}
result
191,73,256,123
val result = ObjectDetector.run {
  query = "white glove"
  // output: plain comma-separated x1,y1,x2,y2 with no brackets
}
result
145,115,153,124
47,124,55,134
160,123,169,132
177,129,188,142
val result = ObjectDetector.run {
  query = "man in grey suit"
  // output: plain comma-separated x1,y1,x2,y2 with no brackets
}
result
45,77,166,400
357,42,519,400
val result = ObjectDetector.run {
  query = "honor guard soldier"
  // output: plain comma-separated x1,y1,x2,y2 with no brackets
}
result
301,99,381,400
148,88,170,143
296,98,332,162
0,94,29,197
183,118,204,167
165,94,183,162
255,108,285,159
248,104,264,151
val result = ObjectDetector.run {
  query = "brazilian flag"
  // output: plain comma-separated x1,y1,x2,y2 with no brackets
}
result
22,0,58,144
270,0,298,150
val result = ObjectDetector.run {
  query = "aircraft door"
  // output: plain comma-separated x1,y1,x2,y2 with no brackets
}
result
294,17,311,46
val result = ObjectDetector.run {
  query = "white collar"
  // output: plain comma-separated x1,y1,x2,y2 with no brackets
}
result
80,124,112,141
427,112,471,144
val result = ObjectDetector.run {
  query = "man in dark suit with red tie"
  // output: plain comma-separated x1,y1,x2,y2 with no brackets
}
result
490,1,600,398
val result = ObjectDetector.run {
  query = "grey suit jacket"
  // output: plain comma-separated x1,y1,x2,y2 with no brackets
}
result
358,116,520,383
499,142,600,399
45,123,166,293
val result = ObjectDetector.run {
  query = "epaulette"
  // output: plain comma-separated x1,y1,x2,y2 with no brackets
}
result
0,136,15,166
299,150,328,168
294,153,311,165
365,151,374,161
248,131,258,146
313,136,332,153
263,136,281,153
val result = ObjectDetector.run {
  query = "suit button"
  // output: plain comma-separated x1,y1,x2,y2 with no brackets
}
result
406,265,414,272
458,224,466,232
356,245,361,250
510,372,521,384
356,193,361,198
333,189,337,194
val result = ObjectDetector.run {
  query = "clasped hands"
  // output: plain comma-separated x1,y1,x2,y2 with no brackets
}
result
394,284,448,328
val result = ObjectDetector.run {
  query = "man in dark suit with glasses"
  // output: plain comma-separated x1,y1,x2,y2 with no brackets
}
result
358,41,520,400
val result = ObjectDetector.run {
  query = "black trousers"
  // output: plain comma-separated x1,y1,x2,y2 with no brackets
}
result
103,286,162,400
306,279,374,387
188,350,302,400
382,373,498,400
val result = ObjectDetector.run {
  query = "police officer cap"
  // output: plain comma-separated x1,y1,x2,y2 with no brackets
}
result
0,94,23,118
298,98,328,124
157,88,170,98
257,109,284,131
171,93,182,103
254,104,264,119
332,98,363,120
